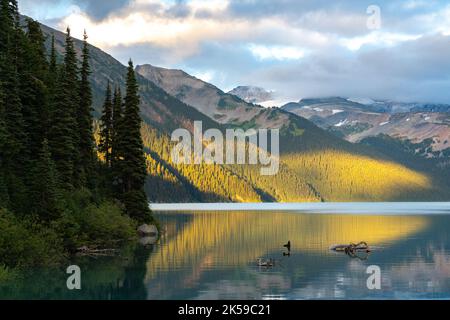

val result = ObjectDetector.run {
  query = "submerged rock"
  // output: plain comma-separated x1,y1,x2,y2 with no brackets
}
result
139,236,158,246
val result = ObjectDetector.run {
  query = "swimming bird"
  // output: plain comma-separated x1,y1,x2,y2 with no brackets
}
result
283,241,291,251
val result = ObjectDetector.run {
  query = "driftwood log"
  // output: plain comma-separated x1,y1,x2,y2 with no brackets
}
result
76,246,120,257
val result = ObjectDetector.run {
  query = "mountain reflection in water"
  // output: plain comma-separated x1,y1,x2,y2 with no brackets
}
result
2,208,450,300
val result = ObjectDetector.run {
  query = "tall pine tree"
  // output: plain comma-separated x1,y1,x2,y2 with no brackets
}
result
119,60,152,223
0,0,26,164
21,18,49,159
47,34,58,89
99,81,113,167
0,0,27,213
46,34,58,134
111,85,123,169
48,28,78,190
0,80,9,208
29,139,62,221
75,30,95,188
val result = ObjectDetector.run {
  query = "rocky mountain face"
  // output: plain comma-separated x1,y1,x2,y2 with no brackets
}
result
135,64,290,129
228,86,273,105
348,98,450,113
282,97,450,157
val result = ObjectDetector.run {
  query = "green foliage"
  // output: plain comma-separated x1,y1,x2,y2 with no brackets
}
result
53,193,136,251
48,29,78,190
0,208,65,267
0,81,8,208
99,82,113,166
48,68,75,189
29,139,63,221
111,86,123,169
114,60,152,222
76,31,96,188
0,0,26,176
0,264,17,282
0,198,137,268
77,202,136,243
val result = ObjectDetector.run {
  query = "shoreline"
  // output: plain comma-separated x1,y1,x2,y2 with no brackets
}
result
149,202,450,215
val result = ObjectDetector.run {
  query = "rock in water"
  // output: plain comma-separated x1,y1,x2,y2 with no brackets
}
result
139,236,158,246
137,224,158,237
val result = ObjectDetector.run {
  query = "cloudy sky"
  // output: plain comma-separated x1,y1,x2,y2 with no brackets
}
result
19,0,450,104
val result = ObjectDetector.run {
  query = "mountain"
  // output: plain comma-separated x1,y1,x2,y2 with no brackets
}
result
349,97,450,113
37,21,450,202
135,64,263,124
282,97,450,158
135,64,290,129
228,86,274,105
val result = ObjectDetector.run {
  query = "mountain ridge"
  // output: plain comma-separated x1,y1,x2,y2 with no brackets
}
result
281,96,450,156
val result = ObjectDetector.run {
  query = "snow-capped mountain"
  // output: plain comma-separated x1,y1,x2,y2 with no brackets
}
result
228,86,274,105
281,97,450,157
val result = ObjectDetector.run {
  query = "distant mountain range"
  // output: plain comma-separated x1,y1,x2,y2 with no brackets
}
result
282,97,450,158
347,97,450,113
36,19,450,202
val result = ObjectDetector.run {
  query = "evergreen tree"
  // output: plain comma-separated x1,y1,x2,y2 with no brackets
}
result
25,19,48,78
75,30,95,188
111,85,123,169
21,18,49,158
63,27,80,186
49,34,57,73
48,28,78,190
45,34,58,132
119,60,152,223
0,0,25,163
29,139,62,221
47,34,58,90
0,81,9,208
0,0,27,213
99,81,113,166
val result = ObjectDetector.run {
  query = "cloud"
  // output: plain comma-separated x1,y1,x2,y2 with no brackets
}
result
340,31,422,51
248,44,305,61
402,0,433,10
80,0,131,20
19,0,131,21
19,0,450,103
243,33,450,103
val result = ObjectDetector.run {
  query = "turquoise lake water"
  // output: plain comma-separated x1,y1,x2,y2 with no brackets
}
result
2,203,450,300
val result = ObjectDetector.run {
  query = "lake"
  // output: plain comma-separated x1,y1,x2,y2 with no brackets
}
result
2,203,450,300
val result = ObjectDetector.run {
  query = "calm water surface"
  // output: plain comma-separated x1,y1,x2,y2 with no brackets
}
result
2,204,450,300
